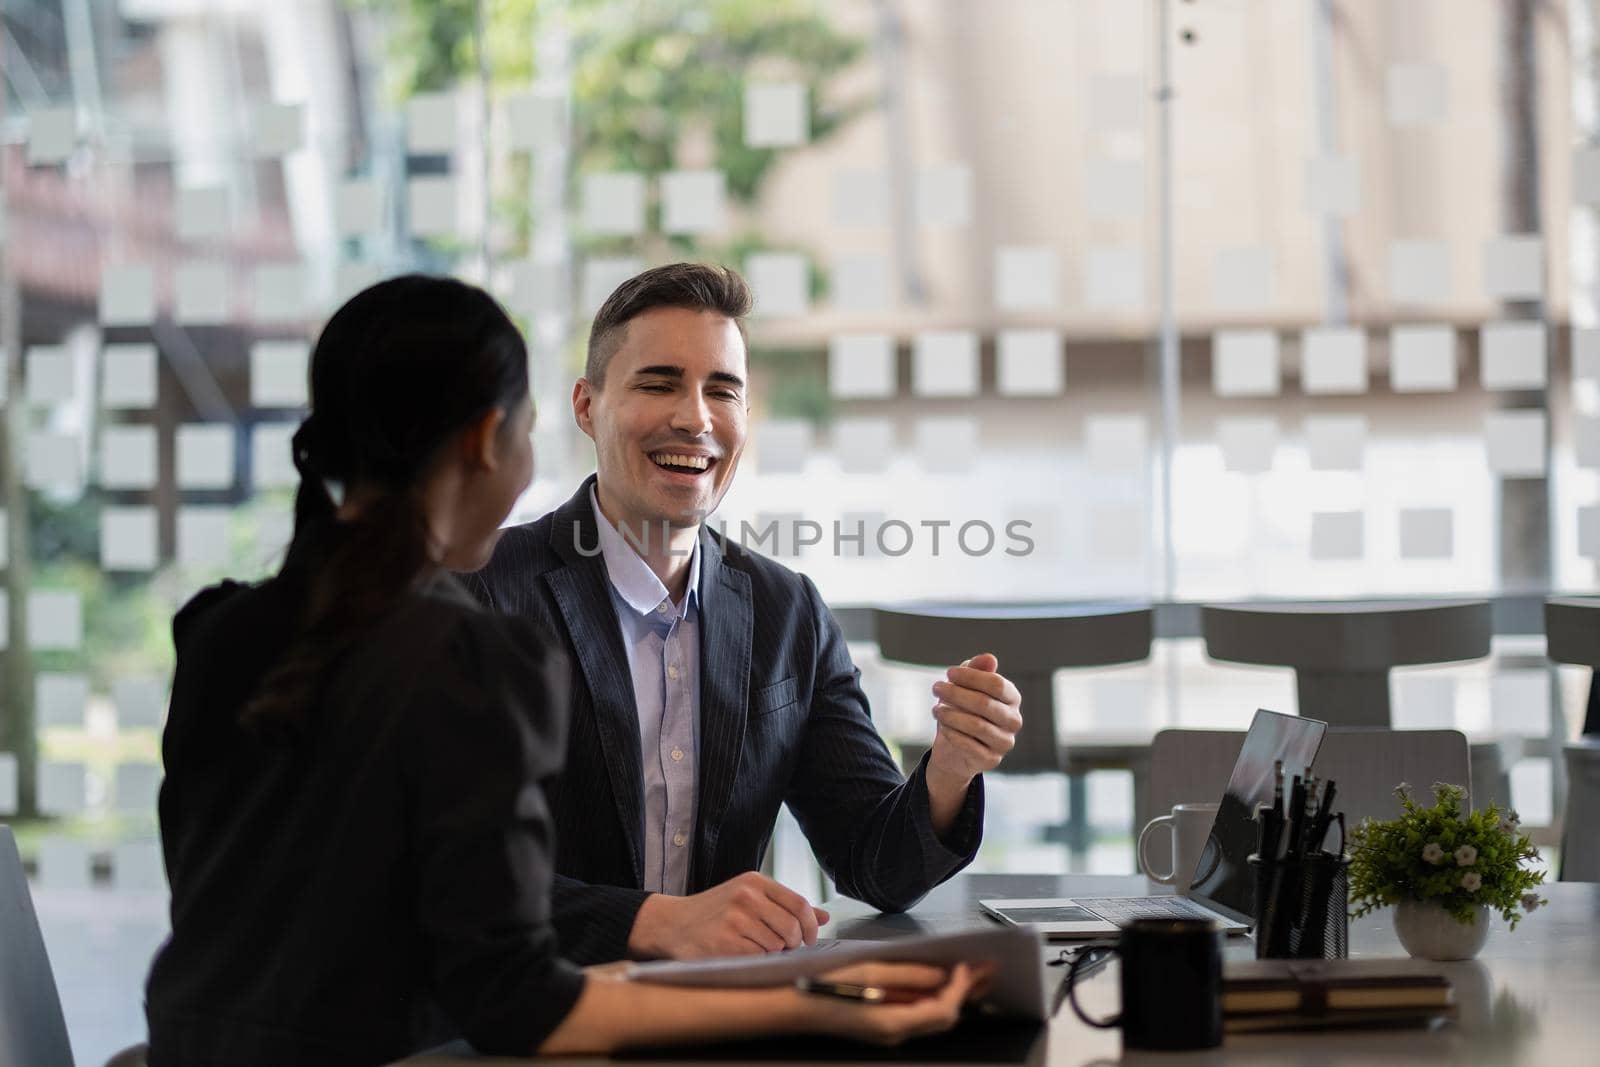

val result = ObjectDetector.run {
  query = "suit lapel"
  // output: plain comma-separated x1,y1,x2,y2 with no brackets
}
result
546,478,646,887
691,531,752,889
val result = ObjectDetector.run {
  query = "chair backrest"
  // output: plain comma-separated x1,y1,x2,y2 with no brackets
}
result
1144,729,1473,864
0,825,75,1067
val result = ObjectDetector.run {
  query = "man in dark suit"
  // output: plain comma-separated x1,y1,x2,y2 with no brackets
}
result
467,264,1023,964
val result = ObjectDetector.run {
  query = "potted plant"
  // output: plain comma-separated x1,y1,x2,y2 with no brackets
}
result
1349,782,1547,961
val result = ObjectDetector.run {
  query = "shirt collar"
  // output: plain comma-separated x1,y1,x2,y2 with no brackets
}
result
589,484,701,618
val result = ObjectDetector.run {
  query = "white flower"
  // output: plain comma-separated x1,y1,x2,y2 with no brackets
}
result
1460,872,1482,892
1521,893,1542,913
1497,815,1517,835
1422,842,1445,864
1454,844,1478,866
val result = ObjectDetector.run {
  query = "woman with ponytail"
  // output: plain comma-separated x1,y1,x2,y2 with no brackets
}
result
144,276,980,1067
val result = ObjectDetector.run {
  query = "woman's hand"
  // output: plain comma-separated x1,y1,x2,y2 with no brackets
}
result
800,961,992,1045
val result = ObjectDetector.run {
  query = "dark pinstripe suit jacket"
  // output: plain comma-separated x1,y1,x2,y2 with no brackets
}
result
463,477,983,964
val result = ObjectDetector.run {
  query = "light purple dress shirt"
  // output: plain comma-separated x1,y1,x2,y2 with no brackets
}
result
590,487,701,896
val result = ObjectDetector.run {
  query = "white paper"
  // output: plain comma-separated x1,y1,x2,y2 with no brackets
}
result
177,507,230,567
175,259,231,324
1484,235,1544,301
509,259,568,316
25,431,82,492
915,416,979,474
582,257,643,315
253,102,305,155
1479,321,1546,390
1576,326,1600,382
831,255,890,312
1305,415,1366,471
0,754,15,816
506,90,566,151
99,426,158,490
1485,410,1546,477
253,263,307,322
114,677,167,729
176,185,228,241
912,330,979,397
828,333,895,398
746,253,808,317
833,170,888,227
34,835,91,888
1212,329,1280,397
1085,158,1142,218
406,90,457,153
101,343,158,408
1388,240,1451,303
252,422,299,490
336,178,384,236
1492,671,1549,737
1090,506,1145,563
177,424,237,490
1085,247,1143,308
1581,505,1600,559
1311,511,1364,560
996,329,1063,396
1212,246,1273,309
661,169,726,234
100,264,156,327
744,83,807,147
36,673,89,729
757,419,812,475
915,165,972,227
250,340,311,408
1300,327,1368,395
114,763,162,814
1389,325,1457,392
1575,147,1600,205
1305,155,1360,217
25,345,75,406
112,841,167,891
1086,415,1147,477
407,176,458,237
37,765,87,818
1399,507,1453,560
995,247,1058,310
832,417,894,473
1387,63,1448,126
27,107,76,165
101,506,159,572
1216,416,1277,474
29,590,82,651
1087,74,1143,131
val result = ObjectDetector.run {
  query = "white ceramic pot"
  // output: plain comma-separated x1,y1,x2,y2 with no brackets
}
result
1393,899,1492,961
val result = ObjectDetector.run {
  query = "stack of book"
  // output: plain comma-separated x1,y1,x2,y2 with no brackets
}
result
1224,959,1455,1032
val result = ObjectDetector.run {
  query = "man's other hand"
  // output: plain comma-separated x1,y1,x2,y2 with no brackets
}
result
628,871,830,959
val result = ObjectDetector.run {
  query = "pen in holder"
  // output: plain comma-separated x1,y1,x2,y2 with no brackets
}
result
1248,850,1350,959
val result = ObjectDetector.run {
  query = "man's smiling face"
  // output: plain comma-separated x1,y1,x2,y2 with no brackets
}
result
574,305,749,532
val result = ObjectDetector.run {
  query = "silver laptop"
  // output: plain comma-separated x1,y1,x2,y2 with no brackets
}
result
980,709,1327,939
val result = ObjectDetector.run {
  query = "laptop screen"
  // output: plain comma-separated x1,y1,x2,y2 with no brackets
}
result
1185,709,1326,925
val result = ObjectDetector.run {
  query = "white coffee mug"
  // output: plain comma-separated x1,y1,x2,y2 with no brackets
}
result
1138,802,1220,888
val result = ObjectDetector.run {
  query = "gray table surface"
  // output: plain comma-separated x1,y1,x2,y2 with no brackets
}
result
403,872,1600,1066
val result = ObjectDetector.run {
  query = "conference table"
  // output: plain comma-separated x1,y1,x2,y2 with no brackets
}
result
402,873,1600,1066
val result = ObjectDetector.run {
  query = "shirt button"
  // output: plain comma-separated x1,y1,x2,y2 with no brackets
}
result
657,602,671,616
671,748,684,762
667,665,679,680
673,831,687,847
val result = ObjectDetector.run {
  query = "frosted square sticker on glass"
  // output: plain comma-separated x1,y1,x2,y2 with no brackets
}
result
114,763,162,814
582,172,645,235
406,90,457,153
178,507,230,568
1305,155,1360,217
253,263,307,322
336,261,384,305
915,416,979,475
175,259,231,324
0,510,5,569
336,178,383,236
29,591,82,651
406,176,457,237
37,673,89,729
995,246,1058,310
1480,322,1546,390
36,837,91,890
912,330,979,397
37,764,87,818
1400,507,1453,560
1090,506,1145,563
1212,246,1273,309
831,255,890,312
1389,325,1456,392
832,417,894,473
1212,329,1280,397
114,678,167,729
1492,671,1550,737
506,90,565,151
1085,159,1141,218
27,106,76,165
1580,505,1600,559
1387,240,1450,303
661,169,726,234
1086,415,1147,477
25,345,75,406
1387,63,1448,126
102,343,158,409
832,169,888,227
582,257,643,315
250,340,311,408
252,423,299,490
1576,326,1600,382
1306,415,1366,471
99,425,158,490
1311,511,1364,560
757,419,812,475
1578,415,1600,469
828,333,895,398
1216,416,1277,474
177,424,236,490
101,507,159,572
1485,410,1546,478
24,431,82,492
1484,235,1544,301
508,259,568,316
996,329,1063,396
113,841,168,891
1395,675,1456,730
1577,147,1600,205
1085,247,1142,308
744,83,807,147
253,101,305,155
915,165,972,227
1300,327,1367,395
100,264,155,327
176,186,228,242
0,754,14,817
1087,74,1143,131
746,253,808,317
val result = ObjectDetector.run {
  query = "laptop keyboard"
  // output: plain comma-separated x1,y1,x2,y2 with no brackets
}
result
1072,896,1222,925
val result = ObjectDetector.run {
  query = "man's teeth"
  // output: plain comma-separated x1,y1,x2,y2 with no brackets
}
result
651,452,711,471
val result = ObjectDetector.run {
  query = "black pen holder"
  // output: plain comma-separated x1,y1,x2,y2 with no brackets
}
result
1247,852,1350,960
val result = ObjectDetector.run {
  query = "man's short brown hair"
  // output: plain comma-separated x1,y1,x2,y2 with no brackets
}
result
586,262,752,388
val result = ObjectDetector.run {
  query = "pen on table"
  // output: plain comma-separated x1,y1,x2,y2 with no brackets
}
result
795,976,918,1004
1050,947,1114,1017
1309,779,1338,854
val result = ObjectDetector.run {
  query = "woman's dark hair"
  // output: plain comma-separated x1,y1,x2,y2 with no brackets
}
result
241,274,529,733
